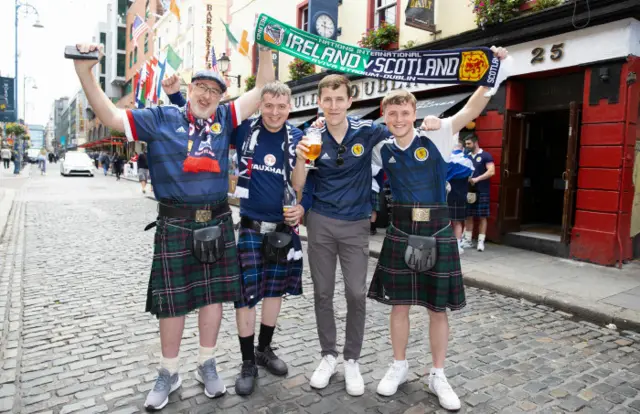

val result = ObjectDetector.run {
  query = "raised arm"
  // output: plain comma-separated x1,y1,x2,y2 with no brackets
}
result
234,47,275,121
73,44,125,132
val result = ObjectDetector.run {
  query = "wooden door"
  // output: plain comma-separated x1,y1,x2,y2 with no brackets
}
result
499,111,527,234
561,101,581,243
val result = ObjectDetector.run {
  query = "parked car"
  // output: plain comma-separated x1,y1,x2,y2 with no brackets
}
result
60,151,95,177
26,148,40,163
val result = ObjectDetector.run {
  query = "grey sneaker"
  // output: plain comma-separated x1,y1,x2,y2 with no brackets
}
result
144,368,182,411
196,358,226,398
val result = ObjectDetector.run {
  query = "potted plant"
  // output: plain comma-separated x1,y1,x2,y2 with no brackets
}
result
358,23,399,50
532,0,563,12
6,123,26,138
244,74,256,92
288,58,315,81
469,0,527,29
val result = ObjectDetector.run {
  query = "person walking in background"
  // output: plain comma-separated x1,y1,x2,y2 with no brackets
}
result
137,150,150,194
447,139,475,254
38,148,47,175
100,151,110,176
1,147,11,169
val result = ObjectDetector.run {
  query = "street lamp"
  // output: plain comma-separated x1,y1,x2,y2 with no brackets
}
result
15,0,44,123
23,76,37,123
218,53,241,88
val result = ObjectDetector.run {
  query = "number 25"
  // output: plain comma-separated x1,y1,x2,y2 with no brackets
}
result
531,43,564,64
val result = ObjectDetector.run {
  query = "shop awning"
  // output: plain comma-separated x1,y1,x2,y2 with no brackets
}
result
287,114,317,128
374,92,472,124
347,106,379,120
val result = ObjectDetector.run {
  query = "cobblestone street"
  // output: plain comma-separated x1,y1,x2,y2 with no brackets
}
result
1,167,640,413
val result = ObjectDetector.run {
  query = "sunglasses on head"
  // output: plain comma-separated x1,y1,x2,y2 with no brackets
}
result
336,145,346,166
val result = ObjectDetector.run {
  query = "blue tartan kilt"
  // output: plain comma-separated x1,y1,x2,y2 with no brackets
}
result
235,225,303,309
467,193,491,217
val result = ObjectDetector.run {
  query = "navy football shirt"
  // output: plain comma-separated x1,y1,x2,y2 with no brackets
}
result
372,118,456,204
307,117,392,221
470,150,494,194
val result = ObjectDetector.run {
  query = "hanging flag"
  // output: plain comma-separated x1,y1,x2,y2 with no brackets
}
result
210,45,218,72
136,66,148,108
166,45,183,71
145,57,158,103
156,57,167,102
132,15,149,46
170,0,181,20
221,19,250,57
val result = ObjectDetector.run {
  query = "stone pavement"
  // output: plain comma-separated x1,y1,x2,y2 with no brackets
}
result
0,172,639,413
258,212,640,332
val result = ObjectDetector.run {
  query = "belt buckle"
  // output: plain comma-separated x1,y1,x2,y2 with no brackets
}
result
195,209,212,223
260,222,277,234
412,208,431,222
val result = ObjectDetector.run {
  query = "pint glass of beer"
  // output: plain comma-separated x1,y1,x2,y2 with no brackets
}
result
305,128,322,170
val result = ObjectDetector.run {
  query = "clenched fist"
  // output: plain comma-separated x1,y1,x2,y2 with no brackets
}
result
161,74,181,95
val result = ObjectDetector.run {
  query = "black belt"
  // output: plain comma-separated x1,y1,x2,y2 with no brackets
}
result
240,216,285,233
158,202,230,223
392,206,449,222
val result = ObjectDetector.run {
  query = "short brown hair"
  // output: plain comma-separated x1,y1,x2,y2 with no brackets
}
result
381,90,417,110
261,81,292,100
318,74,351,97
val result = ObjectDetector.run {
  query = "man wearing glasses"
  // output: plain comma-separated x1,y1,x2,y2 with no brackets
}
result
70,43,275,411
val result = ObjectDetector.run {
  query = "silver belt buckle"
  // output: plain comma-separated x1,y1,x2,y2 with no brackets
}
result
260,222,277,234
412,208,431,222
195,209,212,223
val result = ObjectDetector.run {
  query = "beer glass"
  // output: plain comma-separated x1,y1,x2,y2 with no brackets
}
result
283,185,298,225
305,128,323,170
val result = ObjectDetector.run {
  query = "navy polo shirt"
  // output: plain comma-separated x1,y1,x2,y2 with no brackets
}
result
122,102,241,204
307,117,391,221
470,149,494,194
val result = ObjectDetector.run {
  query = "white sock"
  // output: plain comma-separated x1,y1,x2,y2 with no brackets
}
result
394,359,408,367
430,367,445,377
478,234,486,242
160,356,179,374
198,346,216,366
463,231,472,241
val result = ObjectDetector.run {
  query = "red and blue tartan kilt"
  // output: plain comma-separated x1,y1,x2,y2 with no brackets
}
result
467,192,491,217
145,204,242,319
371,191,381,212
235,226,303,309
368,203,466,312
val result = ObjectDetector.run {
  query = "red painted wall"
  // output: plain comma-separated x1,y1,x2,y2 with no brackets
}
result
569,58,638,265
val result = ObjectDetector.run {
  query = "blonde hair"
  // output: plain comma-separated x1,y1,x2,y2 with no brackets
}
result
317,74,351,97
261,81,292,100
381,89,417,110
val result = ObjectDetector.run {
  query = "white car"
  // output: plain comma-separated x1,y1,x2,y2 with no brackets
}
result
60,151,95,177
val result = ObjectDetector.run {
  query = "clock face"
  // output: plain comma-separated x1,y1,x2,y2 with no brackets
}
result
315,14,336,38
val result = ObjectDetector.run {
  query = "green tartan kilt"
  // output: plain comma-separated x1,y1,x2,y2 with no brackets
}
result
145,210,242,319
368,203,466,312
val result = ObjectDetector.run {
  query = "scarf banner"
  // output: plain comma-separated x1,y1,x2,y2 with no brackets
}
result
255,13,505,89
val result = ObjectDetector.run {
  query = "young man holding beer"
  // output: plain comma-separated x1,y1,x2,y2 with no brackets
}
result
367,47,508,411
71,42,276,411
164,79,308,396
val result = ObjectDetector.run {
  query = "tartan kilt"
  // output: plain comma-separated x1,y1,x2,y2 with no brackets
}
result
447,199,467,222
145,205,242,319
467,192,491,217
368,203,466,312
234,225,303,309
371,191,381,212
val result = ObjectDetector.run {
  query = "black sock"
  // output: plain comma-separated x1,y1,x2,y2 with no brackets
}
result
257,324,275,352
239,335,255,363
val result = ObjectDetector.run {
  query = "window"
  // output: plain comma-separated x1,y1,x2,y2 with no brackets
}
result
297,2,309,31
145,0,150,19
100,32,106,49
144,33,149,54
374,0,397,28
117,27,126,50
130,23,133,40
100,56,106,75
117,0,127,17
124,80,132,96
129,51,133,68
100,77,106,92
134,46,138,64
117,53,126,77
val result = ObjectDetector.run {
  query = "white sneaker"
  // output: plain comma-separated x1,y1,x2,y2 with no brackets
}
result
477,240,485,252
428,372,461,411
376,360,408,396
457,240,464,255
460,239,473,249
309,355,337,389
344,359,365,396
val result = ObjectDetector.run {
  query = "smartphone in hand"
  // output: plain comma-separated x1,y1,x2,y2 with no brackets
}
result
64,45,99,60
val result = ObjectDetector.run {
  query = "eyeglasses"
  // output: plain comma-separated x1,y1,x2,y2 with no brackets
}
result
336,145,346,166
194,83,223,98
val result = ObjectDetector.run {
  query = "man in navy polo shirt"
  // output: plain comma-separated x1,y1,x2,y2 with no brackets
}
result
462,134,495,252
164,79,311,396
71,43,275,411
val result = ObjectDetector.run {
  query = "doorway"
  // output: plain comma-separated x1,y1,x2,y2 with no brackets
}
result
520,110,570,240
